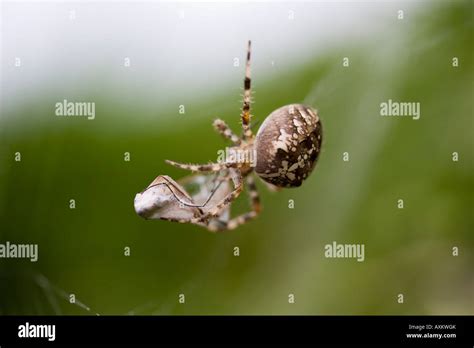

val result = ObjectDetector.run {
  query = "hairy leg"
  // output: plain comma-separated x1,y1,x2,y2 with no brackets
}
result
165,159,227,173
192,168,244,225
213,119,241,145
208,174,262,232
241,40,253,140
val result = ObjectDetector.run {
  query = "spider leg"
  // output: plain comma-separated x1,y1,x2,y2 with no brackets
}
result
209,174,262,232
168,170,235,231
241,40,253,140
192,168,244,225
165,160,227,173
245,174,261,214
213,119,242,145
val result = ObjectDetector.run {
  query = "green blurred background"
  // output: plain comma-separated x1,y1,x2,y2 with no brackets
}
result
0,1,472,315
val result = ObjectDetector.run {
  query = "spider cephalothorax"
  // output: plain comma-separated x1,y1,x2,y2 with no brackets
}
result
134,41,323,232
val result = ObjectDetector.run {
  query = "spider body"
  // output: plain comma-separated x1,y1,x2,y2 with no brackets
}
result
134,41,323,232
255,104,322,187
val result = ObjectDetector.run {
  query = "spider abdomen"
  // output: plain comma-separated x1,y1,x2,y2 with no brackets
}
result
254,104,322,187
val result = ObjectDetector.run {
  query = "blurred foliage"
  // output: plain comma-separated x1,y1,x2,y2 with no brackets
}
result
0,1,472,315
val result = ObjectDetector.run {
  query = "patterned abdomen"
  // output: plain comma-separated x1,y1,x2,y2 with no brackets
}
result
255,104,322,187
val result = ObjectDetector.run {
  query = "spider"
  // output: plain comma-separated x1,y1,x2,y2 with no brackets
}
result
134,41,323,232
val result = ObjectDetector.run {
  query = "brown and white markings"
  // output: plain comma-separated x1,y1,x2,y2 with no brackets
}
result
134,40,323,232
